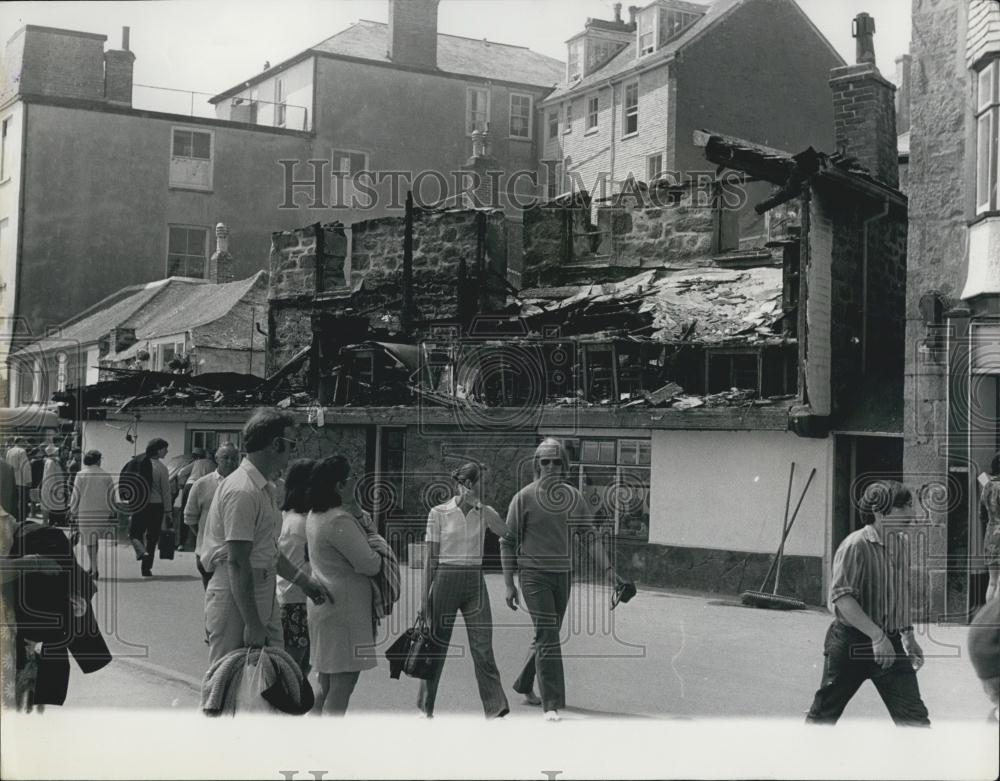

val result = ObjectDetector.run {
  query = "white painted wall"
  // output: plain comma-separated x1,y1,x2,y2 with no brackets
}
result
81,420,187,479
649,430,832,557
218,59,313,131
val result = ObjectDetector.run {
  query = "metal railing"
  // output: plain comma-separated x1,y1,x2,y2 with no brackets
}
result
132,83,308,130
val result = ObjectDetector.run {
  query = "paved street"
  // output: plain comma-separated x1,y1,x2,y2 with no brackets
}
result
55,536,991,722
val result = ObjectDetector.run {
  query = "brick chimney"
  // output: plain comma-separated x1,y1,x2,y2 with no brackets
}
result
104,26,135,106
895,53,911,134
461,128,500,207
208,223,235,284
387,0,439,70
829,13,899,188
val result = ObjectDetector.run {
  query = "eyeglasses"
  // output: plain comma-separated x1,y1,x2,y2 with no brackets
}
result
538,458,560,466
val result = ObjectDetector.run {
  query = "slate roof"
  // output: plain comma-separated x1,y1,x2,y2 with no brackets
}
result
12,273,267,358
212,20,564,102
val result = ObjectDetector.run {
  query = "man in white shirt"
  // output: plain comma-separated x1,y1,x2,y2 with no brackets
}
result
201,408,330,667
184,443,239,589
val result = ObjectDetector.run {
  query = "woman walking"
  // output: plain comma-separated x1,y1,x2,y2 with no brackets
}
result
501,438,634,721
276,458,315,677
69,450,116,579
306,455,381,715
981,452,1000,603
416,462,510,719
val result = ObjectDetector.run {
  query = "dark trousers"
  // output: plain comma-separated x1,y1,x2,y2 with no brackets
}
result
195,555,213,590
15,486,31,523
513,569,571,712
178,484,193,548
806,621,930,726
129,503,163,573
417,566,509,718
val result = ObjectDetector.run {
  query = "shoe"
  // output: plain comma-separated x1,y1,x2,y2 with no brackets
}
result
417,711,433,719
521,690,542,707
611,581,637,610
131,539,146,560
141,570,153,577
543,710,561,722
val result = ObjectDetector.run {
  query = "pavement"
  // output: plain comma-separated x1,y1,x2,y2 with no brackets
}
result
2,534,998,780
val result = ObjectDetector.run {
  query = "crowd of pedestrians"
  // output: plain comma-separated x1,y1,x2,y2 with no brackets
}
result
2,417,999,725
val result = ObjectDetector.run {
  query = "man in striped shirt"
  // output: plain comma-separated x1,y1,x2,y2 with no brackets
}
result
806,480,930,725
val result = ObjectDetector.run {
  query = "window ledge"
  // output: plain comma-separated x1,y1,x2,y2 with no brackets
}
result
0,176,10,185
969,210,1000,226
508,135,532,142
584,127,599,136
168,185,214,193
621,131,639,140
563,129,573,135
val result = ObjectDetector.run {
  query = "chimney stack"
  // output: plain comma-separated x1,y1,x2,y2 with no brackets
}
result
387,0,440,70
895,53,912,134
628,5,639,27
829,13,899,188
614,3,623,23
103,26,135,106
208,223,235,284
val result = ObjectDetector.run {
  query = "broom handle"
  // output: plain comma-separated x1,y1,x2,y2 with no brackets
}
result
774,468,816,595
758,463,795,592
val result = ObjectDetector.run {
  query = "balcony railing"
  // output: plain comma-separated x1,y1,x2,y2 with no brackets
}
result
132,83,308,130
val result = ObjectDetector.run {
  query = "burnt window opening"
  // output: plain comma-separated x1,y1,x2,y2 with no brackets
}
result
782,242,800,339
707,351,761,394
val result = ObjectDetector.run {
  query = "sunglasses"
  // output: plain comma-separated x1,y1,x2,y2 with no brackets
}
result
538,458,560,466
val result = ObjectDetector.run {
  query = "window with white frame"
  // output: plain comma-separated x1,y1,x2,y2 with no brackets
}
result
564,101,573,133
190,429,243,455
275,78,286,127
509,93,533,139
166,225,208,278
586,39,618,74
976,58,999,214
567,39,583,81
169,127,213,190
332,148,371,208
647,153,663,183
561,437,651,540
638,8,656,55
466,87,490,135
586,95,599,131
548,110,559,140
658,9,701,46
624,81,639,135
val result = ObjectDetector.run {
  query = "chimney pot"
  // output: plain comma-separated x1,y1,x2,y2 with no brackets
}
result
614,3,622,23
628,5,639,26
122,26,130,51
853,12,876,65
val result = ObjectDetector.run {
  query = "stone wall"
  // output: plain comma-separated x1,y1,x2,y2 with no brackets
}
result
267,302,312,377
268,223,349,301
521,183,717,288
904,0,969,621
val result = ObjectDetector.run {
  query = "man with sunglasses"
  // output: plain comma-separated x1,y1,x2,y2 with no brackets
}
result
201,408,330,667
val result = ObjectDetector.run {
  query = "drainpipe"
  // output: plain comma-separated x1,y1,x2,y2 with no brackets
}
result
861,197,890,374
402,190,414,335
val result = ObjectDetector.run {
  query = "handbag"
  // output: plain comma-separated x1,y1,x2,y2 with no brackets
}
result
158,528,175,560
402,616,444,681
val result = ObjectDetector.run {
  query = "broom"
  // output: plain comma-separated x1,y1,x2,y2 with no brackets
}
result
741,464,815,610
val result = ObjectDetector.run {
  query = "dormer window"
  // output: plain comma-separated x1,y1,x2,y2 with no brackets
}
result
638,8,656,55
567,39,584,82
637,2,704,57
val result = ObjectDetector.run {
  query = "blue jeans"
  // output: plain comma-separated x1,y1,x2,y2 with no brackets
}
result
806,621,930,726
513,569,571,711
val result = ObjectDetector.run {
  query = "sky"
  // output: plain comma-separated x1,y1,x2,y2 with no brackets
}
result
0,0,912,115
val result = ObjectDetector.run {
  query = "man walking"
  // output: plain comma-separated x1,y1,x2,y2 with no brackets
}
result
200,408,330,667
806,480,930,726
184,443,239,589
126,438,173,577
41,444,69,527
5,437,32,521
176,447,214,551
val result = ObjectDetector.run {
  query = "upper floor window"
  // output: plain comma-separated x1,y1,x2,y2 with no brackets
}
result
169,127,213,190
509,93,533,139
624,81,639,135
659,9,701,46
587,95,599,131
332,148,371,209
548,110,559,140
467,87,490,135
586,38,619,74
564,102,573,134
638,8,656,55
275,79,286,127
976,58,999,214
167,225,208,278
567,39,583,81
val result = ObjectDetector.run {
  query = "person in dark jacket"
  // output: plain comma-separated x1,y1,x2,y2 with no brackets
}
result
124,439,173,577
